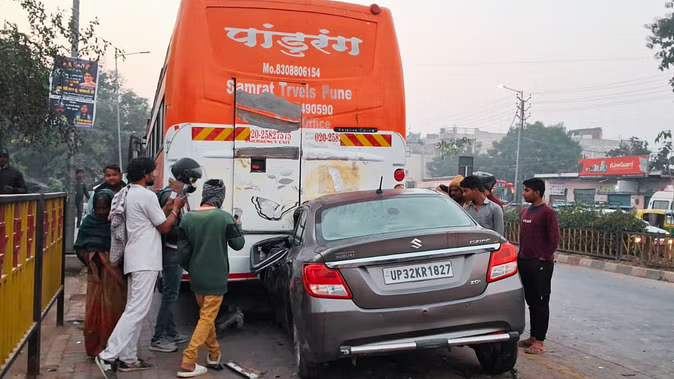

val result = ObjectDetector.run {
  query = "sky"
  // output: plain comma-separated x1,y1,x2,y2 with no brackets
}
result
4,0,674,143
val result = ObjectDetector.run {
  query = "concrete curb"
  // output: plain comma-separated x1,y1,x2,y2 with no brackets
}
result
556,253,674,283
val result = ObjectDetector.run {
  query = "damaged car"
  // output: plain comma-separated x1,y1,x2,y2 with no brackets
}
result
251,189,525,378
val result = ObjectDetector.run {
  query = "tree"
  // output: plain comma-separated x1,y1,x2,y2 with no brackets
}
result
647,2,674,91
10,71,149,187
475,121,582,181
653,130,674,173
1,0,112,147
606,137,651,157
426,138,476,177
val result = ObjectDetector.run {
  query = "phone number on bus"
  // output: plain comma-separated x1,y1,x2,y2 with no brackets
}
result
302,103,333,116
263,62,321,78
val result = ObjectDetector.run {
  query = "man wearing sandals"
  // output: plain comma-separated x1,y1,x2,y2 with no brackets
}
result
177,179,245,377
95,158,187,378
517,178,559,355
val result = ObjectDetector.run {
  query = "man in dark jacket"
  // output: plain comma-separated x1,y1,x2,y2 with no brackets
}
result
177,179,244,377
0,147,27,195
150,181,189,353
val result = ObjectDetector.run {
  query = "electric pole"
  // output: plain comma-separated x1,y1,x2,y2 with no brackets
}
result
513,92,531,205
65,0,80,254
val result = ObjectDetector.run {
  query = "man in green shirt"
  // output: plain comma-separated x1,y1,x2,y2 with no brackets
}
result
177,179,244,377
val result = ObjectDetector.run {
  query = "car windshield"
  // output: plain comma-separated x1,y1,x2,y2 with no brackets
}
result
317,195,475,242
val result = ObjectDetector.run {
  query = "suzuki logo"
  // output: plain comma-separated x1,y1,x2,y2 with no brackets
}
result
410,238,423,249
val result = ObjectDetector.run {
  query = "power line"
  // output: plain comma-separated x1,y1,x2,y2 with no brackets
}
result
536,74,667,95
418,57,648,68
542,95,673,112
541,86,670,104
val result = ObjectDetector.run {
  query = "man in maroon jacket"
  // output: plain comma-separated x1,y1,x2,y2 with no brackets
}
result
517,178,560,355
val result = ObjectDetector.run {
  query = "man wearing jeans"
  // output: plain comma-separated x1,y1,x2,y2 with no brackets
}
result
95,158,186,379
517,178,560,355
150,184,189,352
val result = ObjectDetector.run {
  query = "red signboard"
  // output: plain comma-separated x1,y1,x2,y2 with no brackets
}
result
578,155,649,177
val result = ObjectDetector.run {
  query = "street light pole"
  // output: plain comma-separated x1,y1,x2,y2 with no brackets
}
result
114,50,150,169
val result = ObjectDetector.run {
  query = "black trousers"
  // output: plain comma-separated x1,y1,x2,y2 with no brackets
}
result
518,258,554,341
76,199,84,227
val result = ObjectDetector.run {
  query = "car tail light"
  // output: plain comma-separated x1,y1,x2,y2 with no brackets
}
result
487,243,518,283
303,264,352,299
394,169,405,182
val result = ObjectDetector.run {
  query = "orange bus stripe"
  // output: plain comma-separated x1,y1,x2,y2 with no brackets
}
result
194,127,213,141
340,134,355,146
191,127,204,139
214,128,233,141
204,128,222,141
355,134,372,147
364,134,379,146
235,127,250,141
373,134,392,147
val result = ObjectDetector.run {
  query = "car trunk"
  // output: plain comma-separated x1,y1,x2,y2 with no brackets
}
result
320,228,502,309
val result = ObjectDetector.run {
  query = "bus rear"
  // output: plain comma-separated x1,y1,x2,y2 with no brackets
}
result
147,0,406,280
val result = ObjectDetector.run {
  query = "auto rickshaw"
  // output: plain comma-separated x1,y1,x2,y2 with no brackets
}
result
636,209,674,234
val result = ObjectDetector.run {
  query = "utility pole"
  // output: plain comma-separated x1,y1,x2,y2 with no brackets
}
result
513,92,531,205
64,0,80,254
499,84,531,205
115,52,122,169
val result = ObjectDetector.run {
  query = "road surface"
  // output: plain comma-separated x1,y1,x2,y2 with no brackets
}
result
9,263,674,378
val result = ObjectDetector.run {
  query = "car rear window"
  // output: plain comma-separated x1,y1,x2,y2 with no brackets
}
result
317,195,475,241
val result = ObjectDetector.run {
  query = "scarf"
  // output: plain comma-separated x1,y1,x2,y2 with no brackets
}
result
74,212,112,253
109,185,130,265
201,179,226,208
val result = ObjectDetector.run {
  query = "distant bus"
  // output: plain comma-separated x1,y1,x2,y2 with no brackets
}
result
141,0,406,281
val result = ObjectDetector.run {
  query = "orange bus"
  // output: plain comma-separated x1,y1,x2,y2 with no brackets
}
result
143,0,406,280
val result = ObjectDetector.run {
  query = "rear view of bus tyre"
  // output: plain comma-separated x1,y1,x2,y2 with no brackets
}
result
473,340,518,374
293,323,320,379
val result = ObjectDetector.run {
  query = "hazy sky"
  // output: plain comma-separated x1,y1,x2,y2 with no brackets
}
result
5,0,674,143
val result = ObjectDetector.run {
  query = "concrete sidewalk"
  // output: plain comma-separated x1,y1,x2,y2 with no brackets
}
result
556,252,674,283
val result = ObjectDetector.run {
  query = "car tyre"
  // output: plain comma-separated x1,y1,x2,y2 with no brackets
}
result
473,340,518,374
293,322,320,379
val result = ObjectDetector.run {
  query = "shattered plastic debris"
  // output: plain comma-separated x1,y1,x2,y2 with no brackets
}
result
225,361,262,379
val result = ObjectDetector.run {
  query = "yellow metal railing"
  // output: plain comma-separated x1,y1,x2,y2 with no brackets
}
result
0,194,66,378
504,221,674,269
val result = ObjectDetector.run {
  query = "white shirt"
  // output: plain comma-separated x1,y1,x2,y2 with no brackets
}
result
123,184,167,274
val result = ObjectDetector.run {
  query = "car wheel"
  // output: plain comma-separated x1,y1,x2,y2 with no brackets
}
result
293,322,320,379
473,340,518,374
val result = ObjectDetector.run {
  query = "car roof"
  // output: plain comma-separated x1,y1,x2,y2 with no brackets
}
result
308,188,441,208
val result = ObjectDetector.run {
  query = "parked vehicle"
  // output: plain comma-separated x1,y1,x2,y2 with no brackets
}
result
636,209,674,234
138,0,408,283
252,189,525,378
647,191,674,211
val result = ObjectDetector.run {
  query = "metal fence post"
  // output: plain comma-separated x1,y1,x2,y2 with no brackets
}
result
615,230,623,261
57,195,67,327
27,195,45,378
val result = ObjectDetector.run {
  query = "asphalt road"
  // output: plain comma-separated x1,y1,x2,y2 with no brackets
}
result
64,264,674,379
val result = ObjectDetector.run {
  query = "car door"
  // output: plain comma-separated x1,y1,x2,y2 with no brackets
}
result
250,208,308,330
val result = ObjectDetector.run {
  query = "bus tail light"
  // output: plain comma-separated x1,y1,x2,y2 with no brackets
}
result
394,169,405,182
